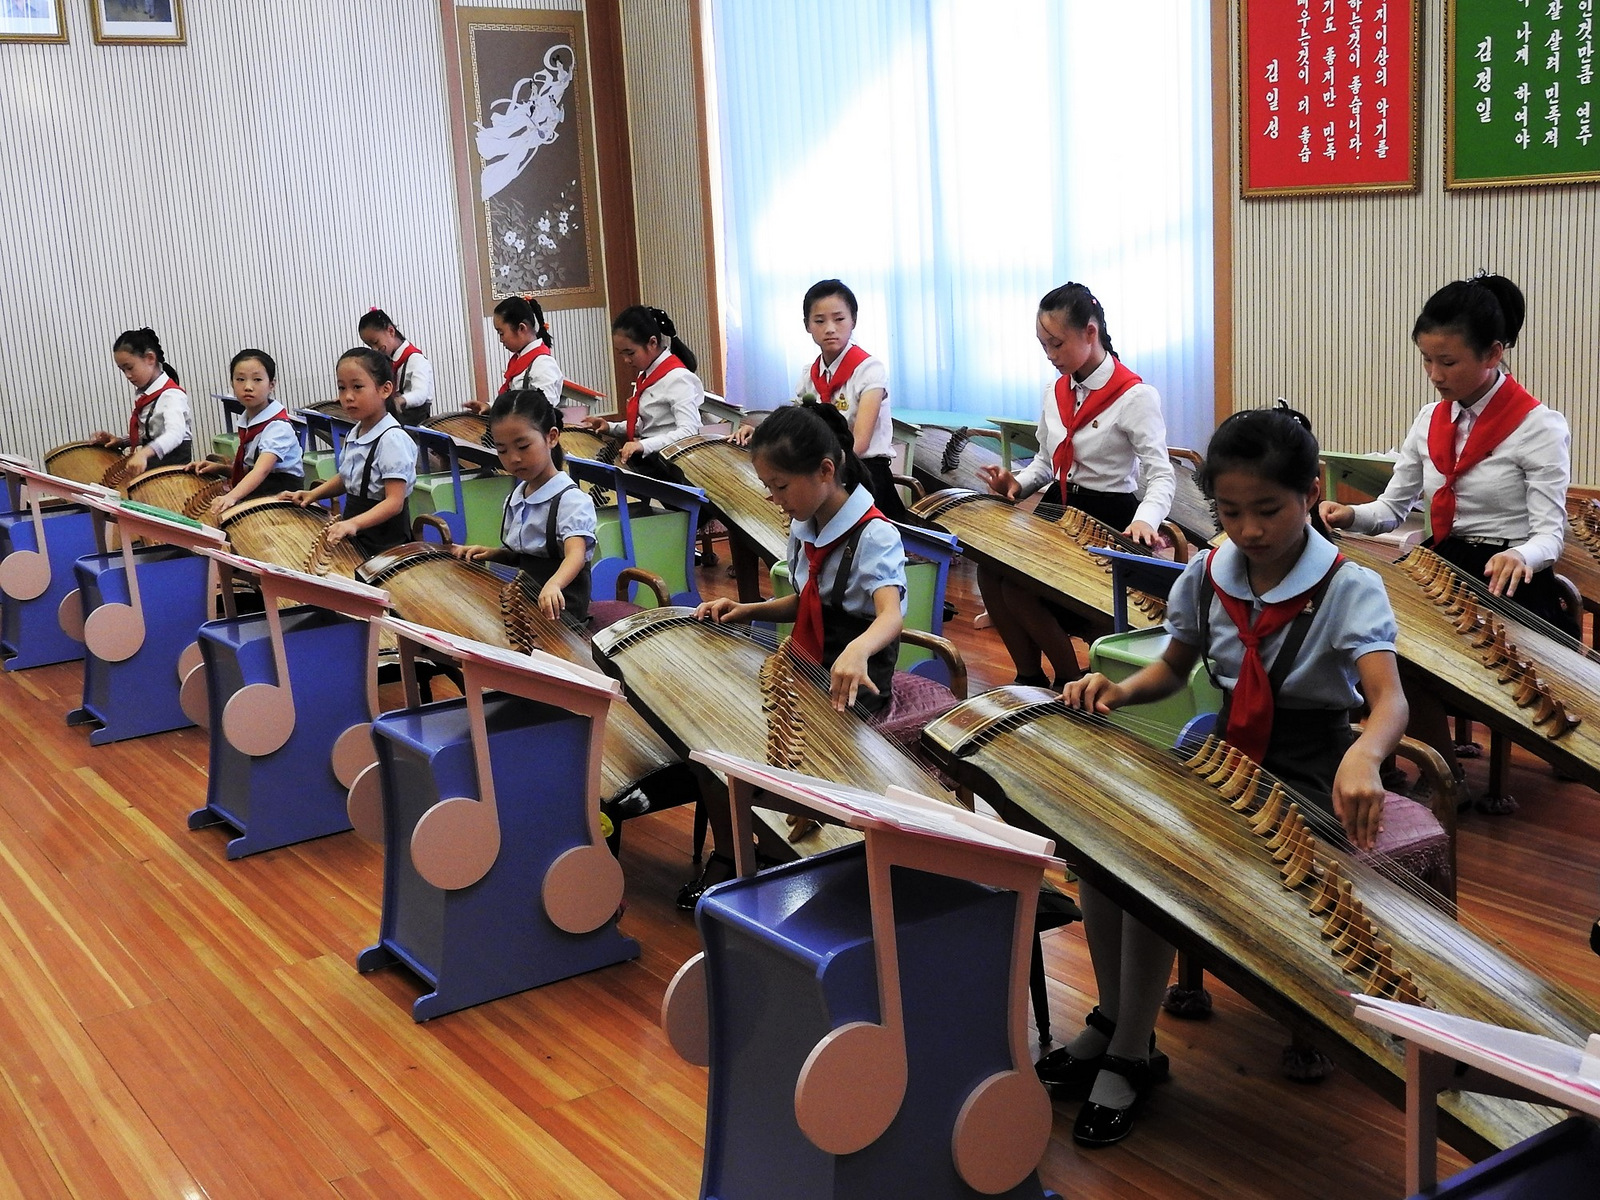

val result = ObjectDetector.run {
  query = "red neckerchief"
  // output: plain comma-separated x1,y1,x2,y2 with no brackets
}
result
626,354,685,440
229,412,293,485
1425,374,1540,542
393,341,422,387
1050,358,1143,480
809,344,871,409
499,342,552,394
791,504,887,664
1206,547,1343,765
129,378,182,447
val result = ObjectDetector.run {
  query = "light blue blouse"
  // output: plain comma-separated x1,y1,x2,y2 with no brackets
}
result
501,474,597,562
239,401,303,476
787,484,908,620
1164,529,1397,710
338,414,416,500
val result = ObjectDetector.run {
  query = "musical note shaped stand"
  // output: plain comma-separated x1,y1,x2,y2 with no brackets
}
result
186,549,391,857
0,457,102,671
353,617,637,1020
60,492,223,745
662,751,1060,1200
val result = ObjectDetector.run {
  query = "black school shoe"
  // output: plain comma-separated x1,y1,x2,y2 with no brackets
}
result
1072,1054,1165,1148
1035,1007,1169,1100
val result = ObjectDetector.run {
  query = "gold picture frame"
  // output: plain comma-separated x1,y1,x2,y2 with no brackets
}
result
89,0,184,46
0,0,67,43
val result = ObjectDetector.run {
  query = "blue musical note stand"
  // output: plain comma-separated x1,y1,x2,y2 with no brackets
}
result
351,617,638,1020
662,753,1061,1200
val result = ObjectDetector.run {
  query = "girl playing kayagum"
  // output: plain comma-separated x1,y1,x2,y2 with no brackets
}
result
452,388,596,623
1040,406,1407,1150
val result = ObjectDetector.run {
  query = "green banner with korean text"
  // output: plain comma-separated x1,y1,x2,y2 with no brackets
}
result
1449,0,1600,186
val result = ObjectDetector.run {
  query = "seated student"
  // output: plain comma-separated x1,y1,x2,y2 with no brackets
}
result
90,327,193,473
582,305,704,475
1046,406,1406,1148
976,283,1176,686
287,348,416,558
1320,273,1573,806
358,308,435,426
734,278,906,520
192,349,304,517
466,294,566,413
451,388,596,624
687,402,908,904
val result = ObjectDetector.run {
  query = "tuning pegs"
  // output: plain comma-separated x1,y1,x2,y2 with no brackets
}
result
1218,756,1258,802
1249,783,1287,837
1183,735,1219,771
1205,745,1245,787
1230,769,1267,812
1308,860,1342,915
1513,672,1544,708
1453,594,1481,633
1280,827,1315,889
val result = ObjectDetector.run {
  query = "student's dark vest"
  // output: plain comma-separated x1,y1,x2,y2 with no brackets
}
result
501,481,592,622
342,426,413,558
814,519,899,717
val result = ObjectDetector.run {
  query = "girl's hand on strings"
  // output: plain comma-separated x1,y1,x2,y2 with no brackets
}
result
694,597,742,623
1123,519,1159,547
325,520,356,546
729,423,755,447
537,579,566,620
829,644,876,712
1484,549,1532,597
452,544,496,562
1060,672,1125,714
976,465,1020,500
1331,755,1386,851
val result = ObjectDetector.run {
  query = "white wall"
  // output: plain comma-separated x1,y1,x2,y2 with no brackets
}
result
0,0,613,464
1226,0,1600,483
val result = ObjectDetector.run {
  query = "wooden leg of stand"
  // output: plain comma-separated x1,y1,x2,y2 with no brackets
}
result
1489,731,1512,802
730,534,762,604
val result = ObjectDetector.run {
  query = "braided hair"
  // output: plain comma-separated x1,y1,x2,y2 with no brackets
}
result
113,327,179,384
1038,282,1117,359
611,304,697,373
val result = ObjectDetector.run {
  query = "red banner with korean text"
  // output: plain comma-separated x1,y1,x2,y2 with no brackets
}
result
1242,0,1419,195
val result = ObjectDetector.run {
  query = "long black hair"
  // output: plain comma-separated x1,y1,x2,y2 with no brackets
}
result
487,387,565,469
1038,282,1117,359
612,305,697,373
495,294,554,348
337,346,394,389
750,402,864,493
113,327,179,384
1198,403,1328,534
1412,273,1526,354
229,347,277,382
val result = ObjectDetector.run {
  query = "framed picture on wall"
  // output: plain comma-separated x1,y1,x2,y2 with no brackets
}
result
1240,0,1421,196
1445,0,1600,189
89,0,184,46
0,0,67,42
447,7,606,313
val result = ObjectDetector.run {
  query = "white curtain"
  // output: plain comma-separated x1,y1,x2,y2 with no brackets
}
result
708,0,1215,451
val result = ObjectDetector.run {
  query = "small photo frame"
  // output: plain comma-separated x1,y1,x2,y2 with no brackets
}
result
0,0,67,43
90,0,183,45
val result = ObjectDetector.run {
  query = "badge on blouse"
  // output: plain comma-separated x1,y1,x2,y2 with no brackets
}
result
1091,419,1100,428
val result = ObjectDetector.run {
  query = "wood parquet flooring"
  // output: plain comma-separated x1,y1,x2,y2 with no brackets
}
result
0,552,1594,1197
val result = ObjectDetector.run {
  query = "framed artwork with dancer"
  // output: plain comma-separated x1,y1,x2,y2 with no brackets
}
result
446,6,605,313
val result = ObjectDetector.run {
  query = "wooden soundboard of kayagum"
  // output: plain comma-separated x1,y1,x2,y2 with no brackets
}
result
911,487,1163,629
1336,538,1600,791
923,686,1600,1159
592,608,957,857
356,545,679,805
660,434,789,564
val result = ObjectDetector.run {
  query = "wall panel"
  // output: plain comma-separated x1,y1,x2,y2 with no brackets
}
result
1226,0,1600,484
619,0,719,391
0,0,611,465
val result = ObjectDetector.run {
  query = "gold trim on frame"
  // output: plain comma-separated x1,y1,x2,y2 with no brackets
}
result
89,0,185,46
1240,0,1422,198
0,0,67,43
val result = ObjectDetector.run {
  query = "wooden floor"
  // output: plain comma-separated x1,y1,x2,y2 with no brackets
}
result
0,553,1596,1198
